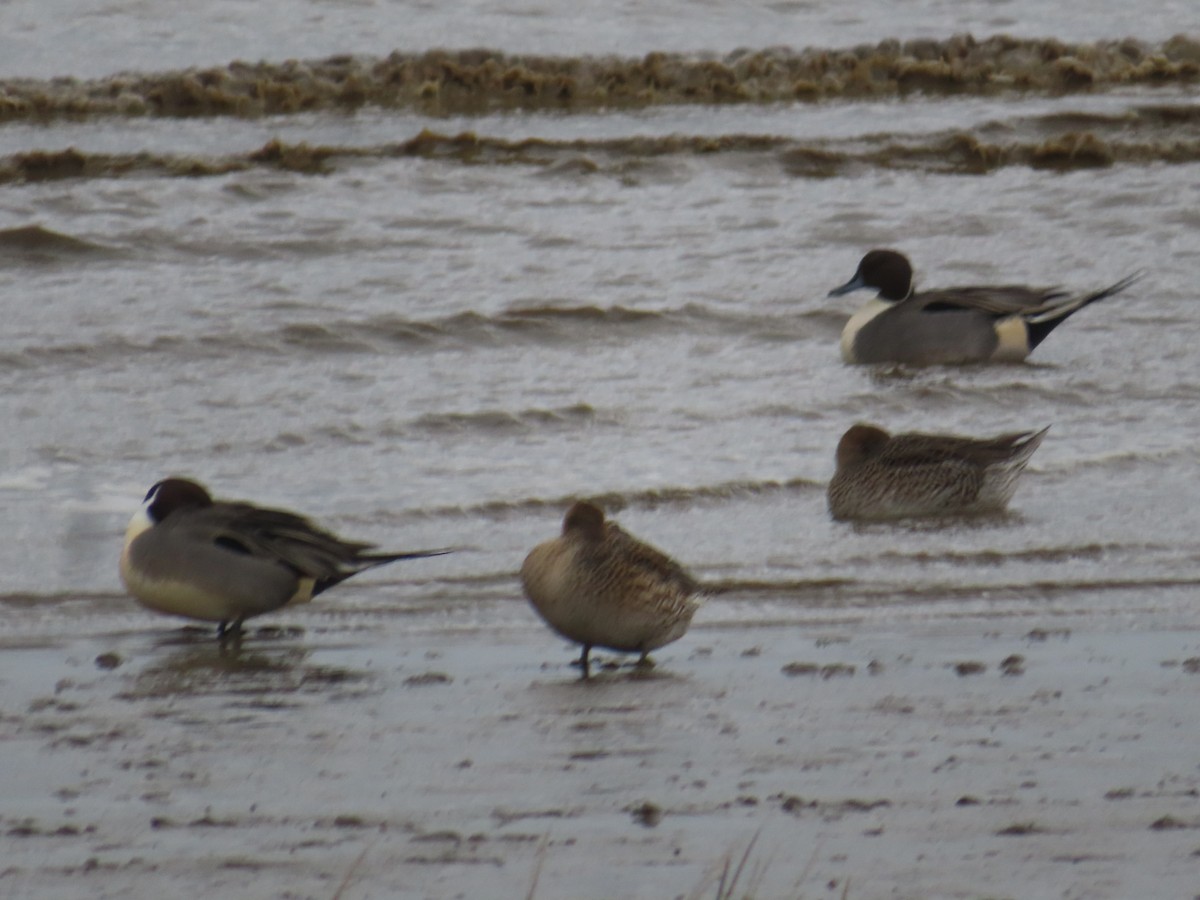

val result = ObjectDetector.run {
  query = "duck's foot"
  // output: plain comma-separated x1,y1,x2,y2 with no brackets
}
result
217,618,245,640
634,653,655,670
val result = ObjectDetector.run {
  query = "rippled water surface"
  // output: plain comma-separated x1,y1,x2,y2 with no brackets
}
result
1,1,1199,897
2,1,1195,78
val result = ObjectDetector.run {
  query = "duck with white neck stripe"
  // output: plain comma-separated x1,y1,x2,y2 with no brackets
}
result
829,248,1141,366
120,478,450,637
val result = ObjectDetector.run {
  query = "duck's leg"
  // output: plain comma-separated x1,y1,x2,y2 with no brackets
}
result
217,617,245,640
635,651,655,670
572,643,593,678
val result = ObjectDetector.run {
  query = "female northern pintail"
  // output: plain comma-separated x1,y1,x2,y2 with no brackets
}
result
120,478,450,636
520,501,702,677
827,423,1049,521
828,249,1141,365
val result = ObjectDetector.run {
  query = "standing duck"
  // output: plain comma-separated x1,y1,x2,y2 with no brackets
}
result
520,501,702,677
120,477,449,636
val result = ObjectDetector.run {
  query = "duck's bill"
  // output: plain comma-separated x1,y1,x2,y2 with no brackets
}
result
828,273,866,297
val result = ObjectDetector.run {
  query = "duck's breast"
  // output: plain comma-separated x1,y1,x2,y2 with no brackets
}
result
121,526,300,622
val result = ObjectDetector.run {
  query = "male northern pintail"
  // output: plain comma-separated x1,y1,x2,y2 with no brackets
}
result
827,423,1049,521
828,249,1140,365
120,478,450,636
520,501,702,677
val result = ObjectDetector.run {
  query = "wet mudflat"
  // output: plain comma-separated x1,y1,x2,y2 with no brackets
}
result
2,589,1198,900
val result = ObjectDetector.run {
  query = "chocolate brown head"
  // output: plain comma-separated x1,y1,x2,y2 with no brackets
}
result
828,249,914,302
562,500,606,541
145,478,214,522
835,424,892,471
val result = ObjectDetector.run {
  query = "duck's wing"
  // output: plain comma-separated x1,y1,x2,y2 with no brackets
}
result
604,524,701,596
911,285,1068,317
177,502,375,580
881,429,1049,468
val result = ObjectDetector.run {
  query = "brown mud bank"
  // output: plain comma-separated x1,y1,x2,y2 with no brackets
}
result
1,593,1197,899
1,34,1198,123
10,111,1200,186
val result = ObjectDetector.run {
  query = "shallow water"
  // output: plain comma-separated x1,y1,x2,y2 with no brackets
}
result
1,1,1199,897
2,1,1197,79
1,111,1195,604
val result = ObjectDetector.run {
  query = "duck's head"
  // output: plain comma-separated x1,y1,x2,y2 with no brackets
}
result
142,477,214,523
562,500,606,541
828,249,914,302
835,423,892,470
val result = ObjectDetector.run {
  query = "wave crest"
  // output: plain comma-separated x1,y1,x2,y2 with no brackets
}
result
1,36,1197,124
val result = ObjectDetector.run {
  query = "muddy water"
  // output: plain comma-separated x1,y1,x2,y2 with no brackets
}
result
2,1,1200,897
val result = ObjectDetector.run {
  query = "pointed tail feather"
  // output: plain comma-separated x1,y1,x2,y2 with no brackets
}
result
1007,425,1051,466
1025,271,1143,350
313,548,455,596
359,547,456,565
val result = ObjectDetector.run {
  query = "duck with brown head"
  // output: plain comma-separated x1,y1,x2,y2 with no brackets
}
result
520,501,702,678
120,477,451,637
829,249,1140,366
827,424,1050,521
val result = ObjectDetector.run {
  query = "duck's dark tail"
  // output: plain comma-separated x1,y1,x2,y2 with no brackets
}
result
1025,272,1143,351
313,548,455,596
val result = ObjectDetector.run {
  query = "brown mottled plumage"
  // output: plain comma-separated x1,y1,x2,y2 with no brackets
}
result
827,424,1049,521
520,501,702,677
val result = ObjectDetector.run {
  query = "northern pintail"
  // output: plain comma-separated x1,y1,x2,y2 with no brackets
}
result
827,423,1049,521
120,478,450,635
520,501,702,677
828,249,1140,365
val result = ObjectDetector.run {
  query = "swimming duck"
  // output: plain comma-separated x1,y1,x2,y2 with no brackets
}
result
120,477,450,635
828,249,1140,365
520,501,702,677
827,423,1049,521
